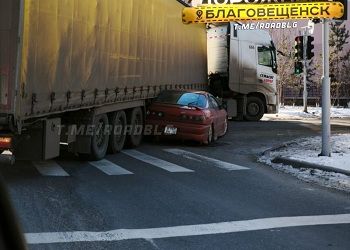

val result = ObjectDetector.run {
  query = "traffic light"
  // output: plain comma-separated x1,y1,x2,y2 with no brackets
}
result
306,36,315,60
294,36,303,60
310,18,321,24
294,61,303,74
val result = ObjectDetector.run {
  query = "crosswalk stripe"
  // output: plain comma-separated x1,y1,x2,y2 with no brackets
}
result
33,161,70,177
122,150,194,173
163,149,249,171
89,159,133,176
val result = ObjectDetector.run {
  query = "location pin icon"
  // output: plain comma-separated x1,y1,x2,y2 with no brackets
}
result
196,10,203,20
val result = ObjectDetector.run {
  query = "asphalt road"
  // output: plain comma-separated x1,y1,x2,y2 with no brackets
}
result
1,118,350,250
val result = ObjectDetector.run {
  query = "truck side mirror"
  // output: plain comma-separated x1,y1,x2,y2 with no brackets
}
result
272,64,277,74
270,46,278,74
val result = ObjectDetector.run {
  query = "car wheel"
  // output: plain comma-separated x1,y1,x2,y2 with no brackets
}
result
108,111,127,154
126,107,144,148
244,96,265,121
205,124,214,145
222,117,228,136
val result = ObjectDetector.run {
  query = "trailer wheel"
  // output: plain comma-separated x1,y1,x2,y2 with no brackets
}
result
87,114,109,160
244,96,265,121
108,111,127,154
126,107,144,148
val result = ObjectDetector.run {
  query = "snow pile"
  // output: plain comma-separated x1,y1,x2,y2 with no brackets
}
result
259,134,350,192
263,106,350,120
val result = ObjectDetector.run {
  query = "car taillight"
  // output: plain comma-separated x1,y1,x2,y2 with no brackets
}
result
0,137,12,149
180,115,205,122
147,110,164,117
195,115,206,121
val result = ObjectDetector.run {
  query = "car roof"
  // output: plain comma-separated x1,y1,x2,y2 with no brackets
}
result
160,89,209,95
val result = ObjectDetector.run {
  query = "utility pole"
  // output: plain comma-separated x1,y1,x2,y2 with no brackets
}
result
320,19,331,157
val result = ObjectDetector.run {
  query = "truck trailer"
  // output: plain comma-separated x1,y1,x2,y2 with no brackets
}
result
0,0,208,162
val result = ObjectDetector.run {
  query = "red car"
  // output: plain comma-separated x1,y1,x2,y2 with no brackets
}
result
146,90,227,144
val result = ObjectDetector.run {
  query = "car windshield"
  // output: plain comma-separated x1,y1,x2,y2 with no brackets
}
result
155,91,207,108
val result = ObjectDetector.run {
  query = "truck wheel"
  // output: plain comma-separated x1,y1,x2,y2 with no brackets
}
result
89,114,109,160
126,107,144,148
108,111,127,154
244,96,265,121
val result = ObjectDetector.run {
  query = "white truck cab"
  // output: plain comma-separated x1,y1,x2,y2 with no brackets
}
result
208,22,278,121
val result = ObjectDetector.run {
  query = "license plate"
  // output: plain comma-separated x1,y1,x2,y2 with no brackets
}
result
164,126,177,135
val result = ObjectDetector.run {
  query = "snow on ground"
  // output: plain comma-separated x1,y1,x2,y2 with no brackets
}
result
259,134,350,192
263,106,350,120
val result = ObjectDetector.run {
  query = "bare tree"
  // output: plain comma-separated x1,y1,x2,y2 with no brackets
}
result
339,49,350,107
329,21,350,106
270,28,300,107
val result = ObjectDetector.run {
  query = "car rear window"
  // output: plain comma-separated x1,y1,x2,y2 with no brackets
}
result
155,91,207,108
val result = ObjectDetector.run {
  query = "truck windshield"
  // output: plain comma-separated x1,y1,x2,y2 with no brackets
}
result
258,46,273,67
155,91,207,108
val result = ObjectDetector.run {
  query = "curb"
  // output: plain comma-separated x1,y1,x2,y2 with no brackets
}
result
259,141,298,157
272,156,350,176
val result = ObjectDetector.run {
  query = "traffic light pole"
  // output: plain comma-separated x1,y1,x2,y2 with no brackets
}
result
303,30,308,113
320,19,331,157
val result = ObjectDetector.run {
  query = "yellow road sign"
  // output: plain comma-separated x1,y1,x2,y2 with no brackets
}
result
182,2,344,24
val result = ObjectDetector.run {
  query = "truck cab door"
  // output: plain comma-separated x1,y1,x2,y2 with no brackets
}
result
256,46,277,93
239,42,258,87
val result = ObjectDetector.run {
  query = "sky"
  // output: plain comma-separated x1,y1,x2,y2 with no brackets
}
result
179,0,350,51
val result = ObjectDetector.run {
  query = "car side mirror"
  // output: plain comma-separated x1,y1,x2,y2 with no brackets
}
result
217,100,227,110
220,103,227,110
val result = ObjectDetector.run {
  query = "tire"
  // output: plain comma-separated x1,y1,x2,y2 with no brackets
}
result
83,114,109,161
204,124,214,145
108,111,127,154
244,96,265,121
222,117,228,136
126,107,144,148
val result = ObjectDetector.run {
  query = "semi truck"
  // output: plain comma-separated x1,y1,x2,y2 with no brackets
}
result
0,0,277,163
207,23,278,121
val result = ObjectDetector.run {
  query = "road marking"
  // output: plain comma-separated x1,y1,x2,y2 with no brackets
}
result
89,160,133,176
33,161,70,177
122,150,193,173
163,149,249,171
2,150,12,155
25,213,350,244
